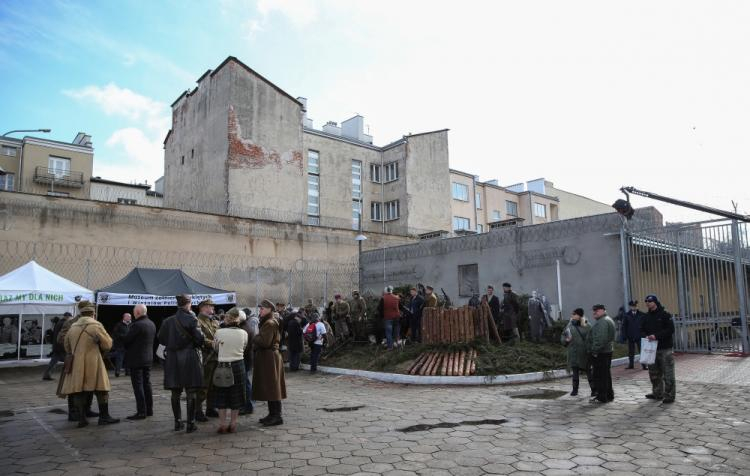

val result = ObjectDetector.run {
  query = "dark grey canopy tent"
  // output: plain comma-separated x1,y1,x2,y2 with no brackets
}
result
96,268,236,306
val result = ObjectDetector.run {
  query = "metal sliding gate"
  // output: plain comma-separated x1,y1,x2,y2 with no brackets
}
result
624,219,750,353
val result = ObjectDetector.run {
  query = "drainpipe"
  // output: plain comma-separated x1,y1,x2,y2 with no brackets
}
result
381,143,386,233
528,191,533,225
17,141,24,192
472,175,479,232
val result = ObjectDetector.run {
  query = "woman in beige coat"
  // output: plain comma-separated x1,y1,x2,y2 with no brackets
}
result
62,302,119,428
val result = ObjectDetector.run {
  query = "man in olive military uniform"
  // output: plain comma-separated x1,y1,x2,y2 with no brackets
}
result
423,286,438,309
195,298,220,420
304,299,316,316
332,294,351,339
641,294,676,404
349,290,367,340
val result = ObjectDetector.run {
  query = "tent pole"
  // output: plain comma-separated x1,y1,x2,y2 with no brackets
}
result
17,313,22,360
40,313,45,360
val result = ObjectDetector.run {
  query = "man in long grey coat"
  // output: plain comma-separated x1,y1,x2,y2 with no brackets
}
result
158,294,205,433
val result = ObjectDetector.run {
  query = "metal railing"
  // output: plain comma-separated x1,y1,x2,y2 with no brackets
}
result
32,167,84,188
625,219,750,353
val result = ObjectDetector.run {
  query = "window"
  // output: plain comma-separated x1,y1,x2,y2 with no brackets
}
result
370,163,381,183
307,174,319,216
0,172,14,191
476,224,484,233
506,200,518,217
533,202,547,218
117,198,137,205
47,191,69,197
452,182,469,201
352,160,362,199
307,215,320,226
48,156,70,177
181,156,184,165
384,162,399,182
371,201,382,221
384,200,399,220
2,145,17,156
307,150,320,174
492,210,501,221
452,216,470,231
352,201,361,230
475,192,481,209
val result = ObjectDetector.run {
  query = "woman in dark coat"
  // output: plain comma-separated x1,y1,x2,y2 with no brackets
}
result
561,308,593,397
252,300,287,426
158,294,205,433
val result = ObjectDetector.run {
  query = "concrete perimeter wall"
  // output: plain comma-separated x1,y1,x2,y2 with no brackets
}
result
361,208,662,317
0,192,412,306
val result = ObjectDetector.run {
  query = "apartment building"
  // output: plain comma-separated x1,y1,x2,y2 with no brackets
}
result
89,177,164,207
0,133,93,198
449,172,611,233
163,56,452,236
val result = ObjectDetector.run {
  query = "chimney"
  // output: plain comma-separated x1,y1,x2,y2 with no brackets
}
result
322,121,341,136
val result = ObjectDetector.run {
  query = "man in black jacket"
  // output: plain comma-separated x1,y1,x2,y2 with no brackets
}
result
112,313,131,377
122,304,156,419
623,300,647,370
408,287,424,343
641,295,676,404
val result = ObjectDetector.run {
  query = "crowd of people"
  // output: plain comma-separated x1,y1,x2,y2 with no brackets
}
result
561,294,676,404
45,295,287,433
41,285,677,432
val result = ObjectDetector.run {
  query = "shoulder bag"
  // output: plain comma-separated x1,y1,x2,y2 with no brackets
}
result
63,325,89,374
213,362,234,387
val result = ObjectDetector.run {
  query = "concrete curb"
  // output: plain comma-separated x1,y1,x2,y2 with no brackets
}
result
300,356,635,386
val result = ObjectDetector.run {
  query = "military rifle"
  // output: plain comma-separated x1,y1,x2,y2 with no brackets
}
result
440,288,452,308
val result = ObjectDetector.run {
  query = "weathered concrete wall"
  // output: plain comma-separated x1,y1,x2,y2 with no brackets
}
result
164,66,232,214
405,131,452,235
361,208,663,317
379,143,408,234
0,192,412,304
227,62,305,217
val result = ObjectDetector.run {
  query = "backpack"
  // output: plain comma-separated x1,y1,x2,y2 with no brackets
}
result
303,323,318,344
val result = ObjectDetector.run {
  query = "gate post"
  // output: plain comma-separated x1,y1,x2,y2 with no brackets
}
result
619,220,631,312
674,230,687,319
731,220,750,353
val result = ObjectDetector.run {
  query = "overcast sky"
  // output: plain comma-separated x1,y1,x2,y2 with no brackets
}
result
1,0,748,223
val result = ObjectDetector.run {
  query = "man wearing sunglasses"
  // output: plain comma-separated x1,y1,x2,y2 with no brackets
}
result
641,295,676,404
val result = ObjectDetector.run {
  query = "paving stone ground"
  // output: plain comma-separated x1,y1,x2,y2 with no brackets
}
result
1,353,749,475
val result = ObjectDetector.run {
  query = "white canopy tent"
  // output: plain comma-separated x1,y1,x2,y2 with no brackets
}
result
0,261,94,360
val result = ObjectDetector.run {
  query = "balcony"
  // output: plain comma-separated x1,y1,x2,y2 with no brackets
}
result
33,166,84,188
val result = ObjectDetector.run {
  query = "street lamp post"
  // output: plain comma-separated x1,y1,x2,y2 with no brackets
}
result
355,233,367,293
2,128,51,136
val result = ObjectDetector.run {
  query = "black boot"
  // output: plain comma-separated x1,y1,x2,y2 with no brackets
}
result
570,379,579,396
85,392,99,417
97,399,120,426
263,401,283,426
186,395,197,433
171,392,184,430
627,357,634,369
67,396,78,422
76,394,88,428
